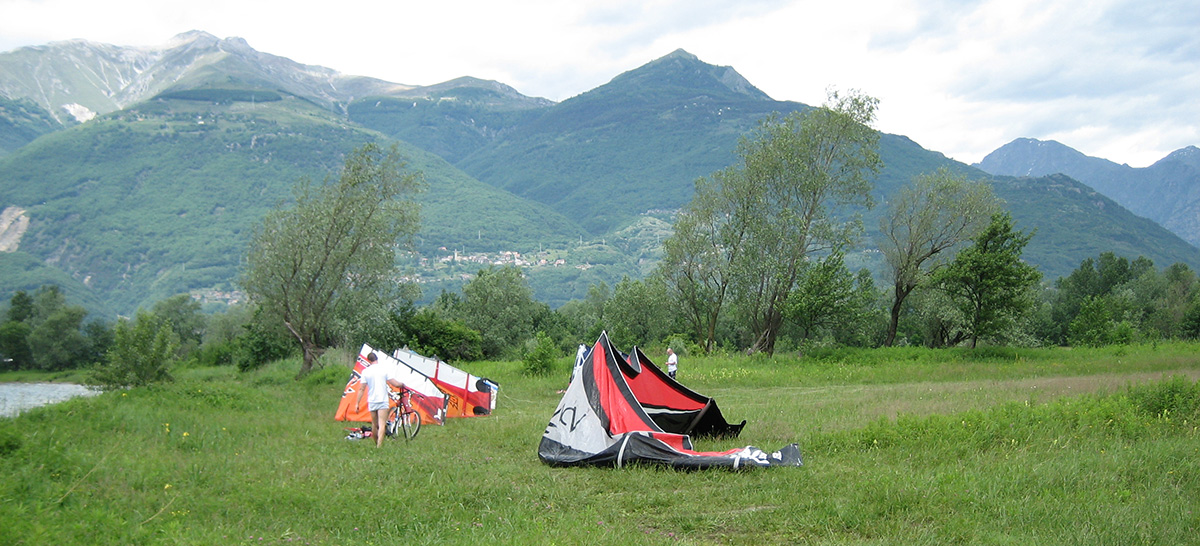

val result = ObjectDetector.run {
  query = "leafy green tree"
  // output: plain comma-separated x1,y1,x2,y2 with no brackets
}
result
242,143,423,377
1156,263,1199,338
232,306,296,372
26,298,89,371
457,265,544,358
396,307,483,362
1045,254,1180,345
658,172,741,353
879,167,1000,346
522,331,560,376
81,319,114,366
89,310,178,390
7,290,33,323
732,90,881,354
831,269,888,347
934,212,1042,348
1047,257,1102,344
0,320,32,370
603,275,674,348
783,253,879,344
582,282,610,334
661,89,881,355
152,294,206,357
1067,296,1116,347
1183,300,1200,339
903,286,969,348
190,304,252,368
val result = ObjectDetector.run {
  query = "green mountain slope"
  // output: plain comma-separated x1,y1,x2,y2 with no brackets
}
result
992,174,1200,278
0,97,63,157
455,50,800,234
0,92,582,314
347,77,553,164
0,250,111,315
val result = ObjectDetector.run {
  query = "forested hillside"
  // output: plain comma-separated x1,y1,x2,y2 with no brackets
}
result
0,91,583,313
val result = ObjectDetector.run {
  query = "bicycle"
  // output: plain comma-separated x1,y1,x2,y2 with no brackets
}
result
386,386,421,441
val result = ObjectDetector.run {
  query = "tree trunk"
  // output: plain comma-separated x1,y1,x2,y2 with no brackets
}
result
298,343,317,378
885,282,916,347
748,325,776,356
284,321,321,379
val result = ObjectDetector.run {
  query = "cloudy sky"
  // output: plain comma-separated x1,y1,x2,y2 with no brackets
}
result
2,0,1197,167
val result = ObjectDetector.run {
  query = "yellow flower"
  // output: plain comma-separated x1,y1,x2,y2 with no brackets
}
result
164,484,172,490
182,432,190,437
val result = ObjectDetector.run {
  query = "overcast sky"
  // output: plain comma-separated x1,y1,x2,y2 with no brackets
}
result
2,0,1197,168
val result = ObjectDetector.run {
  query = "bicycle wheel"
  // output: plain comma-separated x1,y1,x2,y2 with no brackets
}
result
401,409,421,440
386,407,401,437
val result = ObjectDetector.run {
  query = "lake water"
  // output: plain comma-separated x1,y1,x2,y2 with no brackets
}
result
0,383,100,418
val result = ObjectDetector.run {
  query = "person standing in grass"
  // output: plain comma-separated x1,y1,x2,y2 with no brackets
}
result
666,348,678,379
355,352,405,448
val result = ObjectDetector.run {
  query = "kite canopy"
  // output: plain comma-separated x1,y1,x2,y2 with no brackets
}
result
623,345,745,438
392,347,499,418
334,344,448,425
539,333,802,469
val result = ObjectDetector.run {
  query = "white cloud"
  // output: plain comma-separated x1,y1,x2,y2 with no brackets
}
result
0,0,1196,167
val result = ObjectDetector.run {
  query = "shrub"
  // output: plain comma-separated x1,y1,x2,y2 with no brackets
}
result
233,309,295,372
400,309,483,361
89,310,178,390
522,331,559,376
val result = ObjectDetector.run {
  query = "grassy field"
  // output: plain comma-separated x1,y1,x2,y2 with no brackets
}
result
2,343,1199,545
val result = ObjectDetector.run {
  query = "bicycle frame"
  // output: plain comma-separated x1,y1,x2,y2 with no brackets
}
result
386,387,421,440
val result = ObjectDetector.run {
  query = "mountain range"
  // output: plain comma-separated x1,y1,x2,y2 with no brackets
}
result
975,138,1200,248
1,31,1197,316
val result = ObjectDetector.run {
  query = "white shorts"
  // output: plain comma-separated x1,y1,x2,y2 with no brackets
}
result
368,400,389,412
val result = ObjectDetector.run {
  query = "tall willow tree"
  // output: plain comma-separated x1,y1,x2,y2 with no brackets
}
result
660,89,882,354
878,167,1000,346
242,143,423,377
658,167,747,353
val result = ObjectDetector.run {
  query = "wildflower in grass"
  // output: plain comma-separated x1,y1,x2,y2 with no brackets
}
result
164,484,171,490
182,432,189,437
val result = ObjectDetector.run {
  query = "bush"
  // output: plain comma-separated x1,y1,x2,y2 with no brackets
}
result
192,340,235,367
1182,301,1200,339
89,310,178,390
233,309,295,372
399,309,483,361
522,332,559,376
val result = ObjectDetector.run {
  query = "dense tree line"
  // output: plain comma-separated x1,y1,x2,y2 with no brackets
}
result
4,247,1197,384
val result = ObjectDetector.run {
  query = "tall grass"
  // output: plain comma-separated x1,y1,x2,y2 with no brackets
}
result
1,343,1199,545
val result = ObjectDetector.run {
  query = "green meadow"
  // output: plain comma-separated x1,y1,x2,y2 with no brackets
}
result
2,343,1199,545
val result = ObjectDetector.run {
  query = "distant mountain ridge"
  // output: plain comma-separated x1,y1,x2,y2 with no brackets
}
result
975,138,1200,247
0,31,545,124
1,33,1198,315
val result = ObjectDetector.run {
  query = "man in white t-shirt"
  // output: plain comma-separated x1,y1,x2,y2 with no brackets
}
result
354,352,405,447
666,348,678,379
